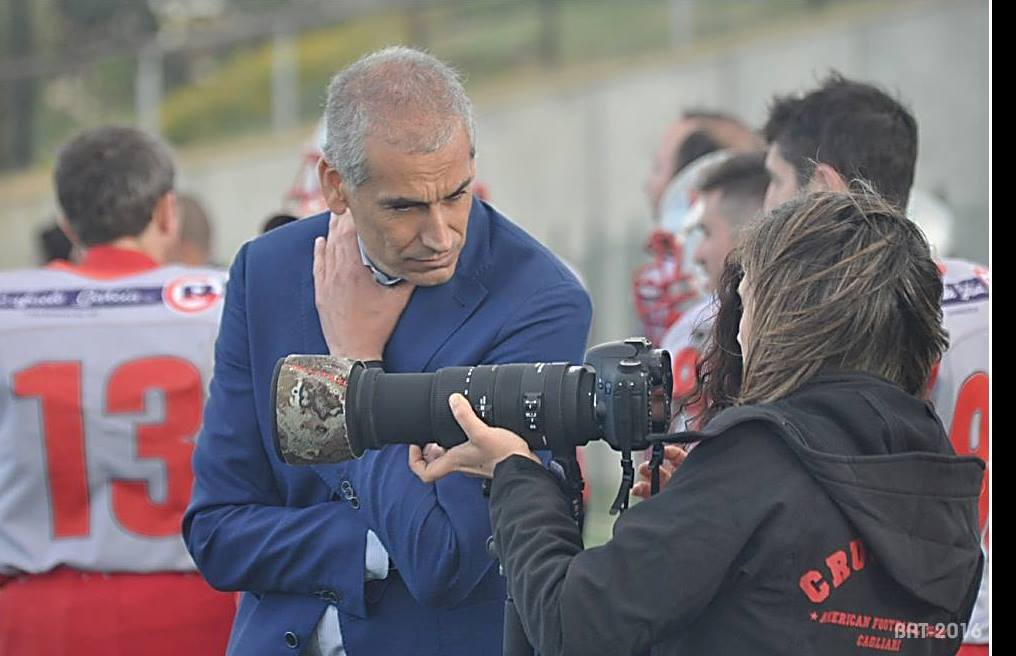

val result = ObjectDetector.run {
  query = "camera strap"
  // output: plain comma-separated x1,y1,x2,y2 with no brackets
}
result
648,443,665,496
609,373,641,515
549,454,587,528
609,448,635,515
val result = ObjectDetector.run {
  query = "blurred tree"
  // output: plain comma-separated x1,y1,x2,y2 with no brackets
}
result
0,0,159,171
538,0,561,67
1,0,35,169
54,0,158,38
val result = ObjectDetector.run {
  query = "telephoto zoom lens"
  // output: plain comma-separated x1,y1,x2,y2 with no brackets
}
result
273,356,601,465
347,363,602,457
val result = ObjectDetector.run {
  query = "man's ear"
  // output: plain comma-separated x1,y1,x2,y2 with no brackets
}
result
317,158,350,215
809,163,849,194
56,215,83,248
152,191,179,240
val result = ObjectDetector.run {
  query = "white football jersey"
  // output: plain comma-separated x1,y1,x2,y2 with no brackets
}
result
0,262,225,575
660,296,715,431
929,258,989,643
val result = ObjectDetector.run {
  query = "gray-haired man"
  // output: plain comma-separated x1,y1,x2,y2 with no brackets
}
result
184,47,592,655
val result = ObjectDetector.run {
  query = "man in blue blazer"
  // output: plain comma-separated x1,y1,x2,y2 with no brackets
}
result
183,46,592,655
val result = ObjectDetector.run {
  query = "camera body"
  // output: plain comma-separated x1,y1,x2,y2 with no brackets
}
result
585,337,673,453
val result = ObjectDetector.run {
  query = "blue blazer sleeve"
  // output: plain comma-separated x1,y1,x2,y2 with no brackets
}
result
344,279,592,608
183,243,370,616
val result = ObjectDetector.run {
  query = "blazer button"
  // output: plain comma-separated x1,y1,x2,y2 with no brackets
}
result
348,496,361,510
486,536,497,560
284,631,299,649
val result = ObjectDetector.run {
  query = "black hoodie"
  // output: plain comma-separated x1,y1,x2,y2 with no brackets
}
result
489,371,984,655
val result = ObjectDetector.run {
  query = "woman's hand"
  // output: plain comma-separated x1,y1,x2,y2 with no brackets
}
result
409,393,540,482
631,445,688,499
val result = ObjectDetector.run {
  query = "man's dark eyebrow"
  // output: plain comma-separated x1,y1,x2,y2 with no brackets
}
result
445,177,473,199
377,177,473,209
378,196,427,209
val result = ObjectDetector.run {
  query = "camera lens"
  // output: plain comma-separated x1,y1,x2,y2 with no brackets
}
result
349,363,600,455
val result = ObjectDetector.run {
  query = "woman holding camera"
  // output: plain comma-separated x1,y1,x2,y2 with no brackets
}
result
410,191,984,655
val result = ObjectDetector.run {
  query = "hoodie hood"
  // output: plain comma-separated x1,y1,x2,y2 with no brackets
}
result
687,371,985,614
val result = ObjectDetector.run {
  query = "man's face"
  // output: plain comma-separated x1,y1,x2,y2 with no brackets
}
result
763,143,801,212
692,191,737,293
644,119,698,219
168,240,210,267
339,126,475,287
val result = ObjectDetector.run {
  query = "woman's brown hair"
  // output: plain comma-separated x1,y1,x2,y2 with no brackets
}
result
690,190,948,426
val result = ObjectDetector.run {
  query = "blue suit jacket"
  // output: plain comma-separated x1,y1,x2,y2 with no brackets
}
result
183,199,592,655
